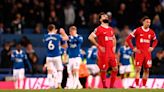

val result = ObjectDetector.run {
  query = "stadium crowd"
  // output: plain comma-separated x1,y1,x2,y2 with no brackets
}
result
0,0,164,89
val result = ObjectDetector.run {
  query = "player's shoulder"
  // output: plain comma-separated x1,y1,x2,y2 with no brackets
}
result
78,35,83,38
11,50,16,54
94,26,102,32
120,46,124,51
149,28,155,34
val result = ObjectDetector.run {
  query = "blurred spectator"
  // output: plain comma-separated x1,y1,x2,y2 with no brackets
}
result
113,27,121,50
25,43,39,74
91,0,103,13
75,9,86,27
48,10,60,28
0,42,12,68
88,13,99,32
154,4,164,26
20,36,31,47
152,14,163,33
107,11,117,27
11,13,25,34
115,3,128,29
159,31,164,48
64,1,75,27
33,23,42,34
152,50,164,74
0,21,5,34
56,3,65,28
119,25,132,44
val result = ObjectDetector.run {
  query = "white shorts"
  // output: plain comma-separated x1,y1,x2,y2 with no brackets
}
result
87,64,100,75
119,65,131,74
67,57,81,73
13,68,25,80
46,56,63,71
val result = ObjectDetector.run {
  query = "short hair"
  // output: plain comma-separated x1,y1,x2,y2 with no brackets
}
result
141,16,150,22
48,24,56,32
69,26,77,31
98,12,106,20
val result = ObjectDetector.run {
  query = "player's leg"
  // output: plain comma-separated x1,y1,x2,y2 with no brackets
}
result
125,65,131,78
65,58,73,89
55,56,64,88
98,55,108,88
18,68,25,89
93,64,100,88
142,56,152,88
134,54,143,88
110,58,118,88
46,57,55,88
72,57,82,89
87,65,93,88
119,65,126,88
13,69,18,89
123,65,131,88
119,65,125,79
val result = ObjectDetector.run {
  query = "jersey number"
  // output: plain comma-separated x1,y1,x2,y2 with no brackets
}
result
48,40,55,50
87,50,92,58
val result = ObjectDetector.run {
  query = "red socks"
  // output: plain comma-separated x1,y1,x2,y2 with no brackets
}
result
110,71,118,88
135,78,139,86
142,79,147,86
100,71,107,88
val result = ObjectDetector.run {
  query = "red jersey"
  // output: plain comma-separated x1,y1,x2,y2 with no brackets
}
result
129,26,156,51
93,26,115,56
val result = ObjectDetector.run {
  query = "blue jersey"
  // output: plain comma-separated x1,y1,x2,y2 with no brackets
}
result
44,33,62,57
67,35,83,58
11,50,32,69
87,46,97,64
119,46,133,65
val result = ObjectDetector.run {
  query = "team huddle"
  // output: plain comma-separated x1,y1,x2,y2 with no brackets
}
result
11,12,158,89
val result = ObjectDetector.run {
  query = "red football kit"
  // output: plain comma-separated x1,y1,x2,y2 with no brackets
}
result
93,25,117,70
126,26,158,68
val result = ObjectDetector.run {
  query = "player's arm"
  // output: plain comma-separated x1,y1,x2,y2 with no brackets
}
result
113,35,116,52
75,36,83,46
117,49,122,66
126,34,134,50
88,32,99,47
126,29,140,53
61,40,68,49
59,28,69,41
149,32,158,52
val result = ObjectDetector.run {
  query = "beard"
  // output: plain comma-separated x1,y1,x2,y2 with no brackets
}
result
102,19,109,23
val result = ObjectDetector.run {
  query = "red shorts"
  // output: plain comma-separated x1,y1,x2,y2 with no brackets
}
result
135,52,152,68
97,53,117,71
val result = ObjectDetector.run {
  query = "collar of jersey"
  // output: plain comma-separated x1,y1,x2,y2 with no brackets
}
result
141,26,149,32
16,50,23,54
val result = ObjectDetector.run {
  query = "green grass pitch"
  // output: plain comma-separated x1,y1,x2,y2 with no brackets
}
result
0,89,164,92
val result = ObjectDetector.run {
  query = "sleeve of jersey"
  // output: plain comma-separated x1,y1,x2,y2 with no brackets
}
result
76,36,83,44
93,28,100,37
126,29,136,49
152,32,158,48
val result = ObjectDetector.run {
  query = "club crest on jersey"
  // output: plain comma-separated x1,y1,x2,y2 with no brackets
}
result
140,34,144,36
148,34,151,39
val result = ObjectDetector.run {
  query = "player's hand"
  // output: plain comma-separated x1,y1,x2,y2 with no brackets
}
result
98,45,105,53
133,47,141,53
42,66,47,72
59,28,66,35
148,47,154,52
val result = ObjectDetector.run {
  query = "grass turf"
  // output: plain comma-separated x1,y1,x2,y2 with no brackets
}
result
0,89,164,92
